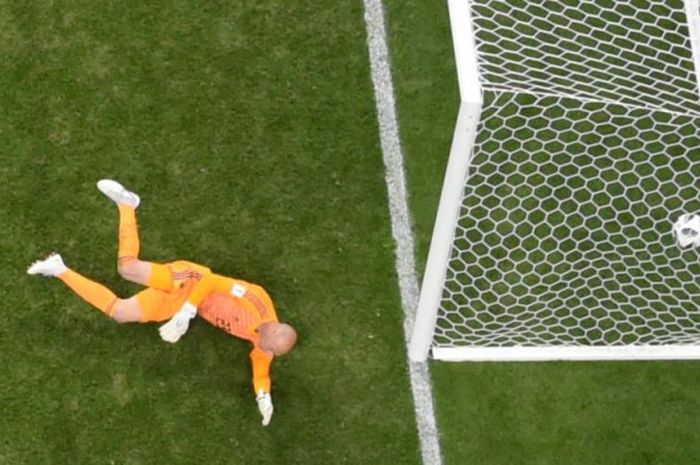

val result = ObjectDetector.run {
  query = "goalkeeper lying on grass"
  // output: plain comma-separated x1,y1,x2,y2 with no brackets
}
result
28,179,297,426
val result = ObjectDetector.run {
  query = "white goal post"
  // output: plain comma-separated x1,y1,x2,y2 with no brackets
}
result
409,0,700,362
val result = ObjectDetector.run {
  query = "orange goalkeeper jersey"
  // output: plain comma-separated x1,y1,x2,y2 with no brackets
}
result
198,282,278,340
194,277,279,393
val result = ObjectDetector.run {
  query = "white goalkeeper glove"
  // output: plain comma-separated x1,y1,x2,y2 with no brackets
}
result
158,302,197,343
256,389,274,426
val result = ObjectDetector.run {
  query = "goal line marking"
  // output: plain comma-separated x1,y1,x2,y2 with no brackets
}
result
362,1,443,464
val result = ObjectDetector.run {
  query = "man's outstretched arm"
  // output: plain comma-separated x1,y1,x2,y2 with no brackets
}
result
251,347,274,426
159,273,237,343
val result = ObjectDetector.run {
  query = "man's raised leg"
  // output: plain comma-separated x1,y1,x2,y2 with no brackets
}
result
96,179,172,290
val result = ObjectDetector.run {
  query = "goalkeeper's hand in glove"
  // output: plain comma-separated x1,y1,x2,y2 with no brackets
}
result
159,302,197,343
256,389,274,426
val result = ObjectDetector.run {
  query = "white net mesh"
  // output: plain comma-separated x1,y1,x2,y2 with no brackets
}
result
432,0,700,352
470,0,700,115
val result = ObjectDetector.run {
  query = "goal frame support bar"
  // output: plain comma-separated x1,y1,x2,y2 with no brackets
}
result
408,0,482,362
409,0,700,363
433,345,700,362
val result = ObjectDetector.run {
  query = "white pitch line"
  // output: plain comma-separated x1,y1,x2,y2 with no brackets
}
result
362,1,443,464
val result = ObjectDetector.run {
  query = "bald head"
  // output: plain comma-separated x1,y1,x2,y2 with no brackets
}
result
259,322,297,356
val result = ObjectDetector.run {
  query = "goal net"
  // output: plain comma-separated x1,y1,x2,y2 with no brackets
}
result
409,0,700,361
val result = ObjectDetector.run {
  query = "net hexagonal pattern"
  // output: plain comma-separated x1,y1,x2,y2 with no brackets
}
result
434,91,700,349
425,0,700,354
469,0,700,115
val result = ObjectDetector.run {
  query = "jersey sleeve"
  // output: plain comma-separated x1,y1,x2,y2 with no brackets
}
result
186,273,236,306
250,347,274,394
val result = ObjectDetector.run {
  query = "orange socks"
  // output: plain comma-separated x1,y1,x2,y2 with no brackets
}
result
58,270,118,316
118,204,140,263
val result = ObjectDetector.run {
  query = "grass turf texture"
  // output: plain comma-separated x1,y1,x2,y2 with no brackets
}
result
385,0,700,464
0,2,421,464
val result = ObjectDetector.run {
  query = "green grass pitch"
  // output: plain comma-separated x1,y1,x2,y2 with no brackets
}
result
0,2,420,464
5,1,700,464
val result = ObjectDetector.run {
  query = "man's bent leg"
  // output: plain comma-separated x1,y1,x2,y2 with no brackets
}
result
115,203,152,285
113,203,175,290
58,269,119,317
117,204,139,263
117,259,154,286
29,255,144,322
96,179,151,286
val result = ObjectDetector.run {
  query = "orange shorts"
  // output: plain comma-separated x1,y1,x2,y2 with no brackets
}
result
136,260,211,322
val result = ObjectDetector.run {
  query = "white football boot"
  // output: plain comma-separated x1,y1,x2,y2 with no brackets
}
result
27,253,68,277
96,179,140,208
